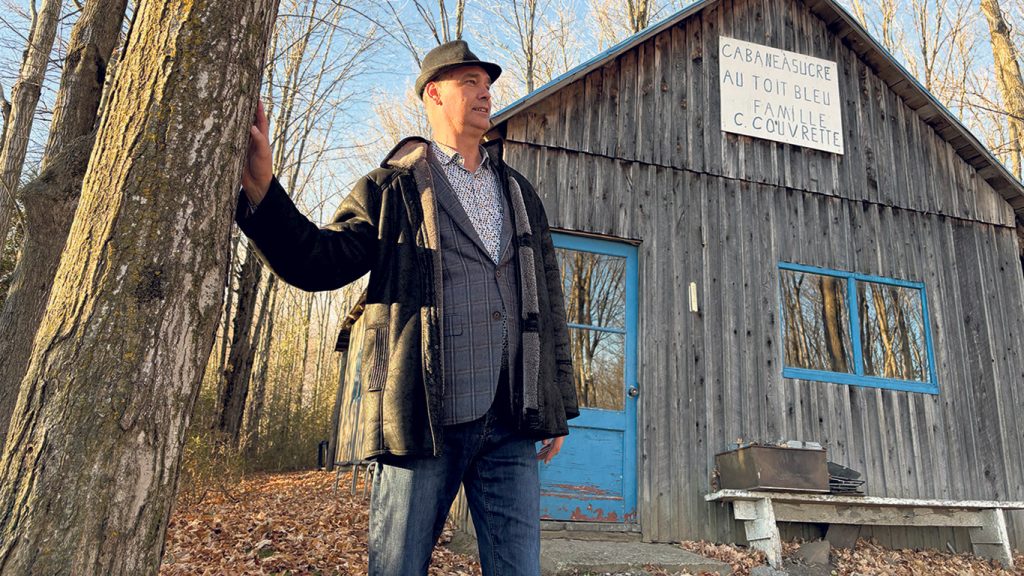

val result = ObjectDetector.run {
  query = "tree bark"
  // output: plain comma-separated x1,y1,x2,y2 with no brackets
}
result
243,275,277,460
0,0,128,451
216,245,263,445
0,0,64,249
0,0,279,573
215,229,239,405
980,0,1024,178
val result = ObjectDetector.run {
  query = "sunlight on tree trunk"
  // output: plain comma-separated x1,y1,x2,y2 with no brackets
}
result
0,0,63,254
0,0,128,450
0,0,279,572
981,0,1024,177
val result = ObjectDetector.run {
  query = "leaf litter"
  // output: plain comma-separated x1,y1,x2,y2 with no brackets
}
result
162,471,1023,575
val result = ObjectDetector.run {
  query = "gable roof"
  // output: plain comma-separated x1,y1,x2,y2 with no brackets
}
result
490,0,1024,215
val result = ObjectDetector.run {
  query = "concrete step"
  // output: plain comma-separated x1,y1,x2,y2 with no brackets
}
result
447,531,731,575
539,538,731,576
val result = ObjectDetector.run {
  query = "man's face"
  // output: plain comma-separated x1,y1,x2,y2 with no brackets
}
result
426,65,493,136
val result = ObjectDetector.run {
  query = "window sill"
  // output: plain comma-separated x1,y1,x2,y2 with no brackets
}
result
782,367,939,394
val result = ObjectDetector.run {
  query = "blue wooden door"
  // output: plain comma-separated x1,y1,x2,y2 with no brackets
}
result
539,233,638,523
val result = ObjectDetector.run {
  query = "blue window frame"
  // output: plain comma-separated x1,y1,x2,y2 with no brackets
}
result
778,262,938,394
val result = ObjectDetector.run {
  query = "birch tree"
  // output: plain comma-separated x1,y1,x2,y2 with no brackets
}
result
0,0,63,251
0,0,129,450
0,0,279,572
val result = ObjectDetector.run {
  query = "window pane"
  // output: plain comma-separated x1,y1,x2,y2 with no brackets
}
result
780,269,854,373
569,327,625,411
557,248,627,329
858,282,928,382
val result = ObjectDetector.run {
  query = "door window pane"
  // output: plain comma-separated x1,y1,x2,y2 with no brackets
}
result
557,248,627,329
780,269,854,373
858,282,928,382
569,328,625,411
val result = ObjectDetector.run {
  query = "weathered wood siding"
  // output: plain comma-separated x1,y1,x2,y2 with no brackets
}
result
334,317,367,465
500,0,1024,549
509,0,1013,229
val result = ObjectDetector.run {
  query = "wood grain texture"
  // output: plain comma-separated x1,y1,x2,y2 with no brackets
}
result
493,0,1024,552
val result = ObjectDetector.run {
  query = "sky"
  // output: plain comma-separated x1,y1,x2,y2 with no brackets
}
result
0,0,1019,213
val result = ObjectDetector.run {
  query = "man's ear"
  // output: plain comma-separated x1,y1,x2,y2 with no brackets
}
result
424,81,442,106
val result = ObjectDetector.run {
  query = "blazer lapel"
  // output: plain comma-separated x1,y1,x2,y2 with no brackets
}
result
431,163,493,259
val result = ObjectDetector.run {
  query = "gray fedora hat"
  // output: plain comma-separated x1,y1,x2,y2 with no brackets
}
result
415,40,502,98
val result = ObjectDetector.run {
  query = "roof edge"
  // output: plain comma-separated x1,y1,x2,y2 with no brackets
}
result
489,0,1024,211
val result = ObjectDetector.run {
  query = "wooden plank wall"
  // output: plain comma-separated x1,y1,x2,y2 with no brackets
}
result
506,0,1014,231
507,142,1024,549
334,318,367,465
500,0,1024,549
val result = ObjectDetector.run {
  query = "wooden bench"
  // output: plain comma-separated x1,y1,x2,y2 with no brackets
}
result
706,489,1024,569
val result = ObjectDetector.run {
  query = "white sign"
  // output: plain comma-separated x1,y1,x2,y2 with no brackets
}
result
719,37,844,155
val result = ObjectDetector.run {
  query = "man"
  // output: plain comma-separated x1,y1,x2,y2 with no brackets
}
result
236,40,578,575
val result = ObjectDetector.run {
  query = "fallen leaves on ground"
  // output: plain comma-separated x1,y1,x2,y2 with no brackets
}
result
161,470,481,575
681,538,1024,576
679,541,766,576
829,538,1024,576
162,472,1024,576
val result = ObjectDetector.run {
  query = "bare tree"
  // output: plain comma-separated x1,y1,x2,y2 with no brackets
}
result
980,0,1024,177
847,0,904,53
478,0,584,96
0,0,279,572
0,0,128,450
357,0,465,65
905,0,977,101
242,275,278,458
215,0,375,446
588,0,655,48
0,0,63,253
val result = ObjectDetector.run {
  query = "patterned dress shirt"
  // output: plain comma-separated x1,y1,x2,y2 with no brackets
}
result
430,142,504,263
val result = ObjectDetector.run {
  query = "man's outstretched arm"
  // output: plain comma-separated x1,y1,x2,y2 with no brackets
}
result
235,99,379,292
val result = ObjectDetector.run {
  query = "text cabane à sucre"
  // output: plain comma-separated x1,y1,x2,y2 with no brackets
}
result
719,37,844,155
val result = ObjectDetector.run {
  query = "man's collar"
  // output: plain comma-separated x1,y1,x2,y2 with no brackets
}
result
431,140,490,170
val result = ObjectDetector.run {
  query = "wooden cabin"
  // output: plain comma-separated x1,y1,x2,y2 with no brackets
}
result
331,0,1024,552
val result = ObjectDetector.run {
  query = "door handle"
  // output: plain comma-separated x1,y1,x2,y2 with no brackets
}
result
628,387,639,398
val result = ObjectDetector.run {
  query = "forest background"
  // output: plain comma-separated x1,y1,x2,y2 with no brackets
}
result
0,0,1020,509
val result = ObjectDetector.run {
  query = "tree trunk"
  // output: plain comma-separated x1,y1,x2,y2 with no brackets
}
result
859,287,874,375
217,245,263,445
243,275,277,460
980,0,1024,178
891,287,915,379
0,0,128,451
0,0,279,572
870,285,898,378
820,277,849,373
0,0,64,249
215,229,239,404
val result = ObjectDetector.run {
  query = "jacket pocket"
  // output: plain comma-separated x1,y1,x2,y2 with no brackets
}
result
445,313,464,336
365,323,389,392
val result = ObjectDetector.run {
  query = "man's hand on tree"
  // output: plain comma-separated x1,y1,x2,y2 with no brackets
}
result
241,99,272,205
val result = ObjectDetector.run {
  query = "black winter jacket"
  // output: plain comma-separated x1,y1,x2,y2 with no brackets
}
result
236,137,578,458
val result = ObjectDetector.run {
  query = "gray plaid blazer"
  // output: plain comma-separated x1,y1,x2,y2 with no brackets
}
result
429,160,520,425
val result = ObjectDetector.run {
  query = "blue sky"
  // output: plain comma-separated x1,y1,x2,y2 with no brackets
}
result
0,0,1018,212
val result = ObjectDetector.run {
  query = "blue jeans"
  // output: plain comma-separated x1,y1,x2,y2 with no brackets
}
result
368,406,541,576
